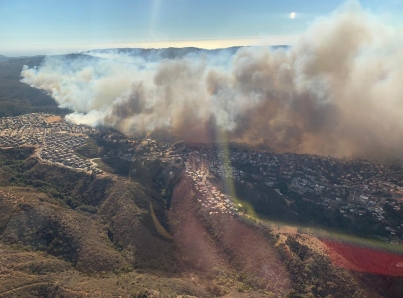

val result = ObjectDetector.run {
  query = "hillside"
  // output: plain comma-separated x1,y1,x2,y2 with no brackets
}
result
0,56,70,117
0,55,10,63
0,148,206,296
1,147,403,297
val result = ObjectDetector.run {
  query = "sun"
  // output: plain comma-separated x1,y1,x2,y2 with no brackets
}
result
290,12,296,19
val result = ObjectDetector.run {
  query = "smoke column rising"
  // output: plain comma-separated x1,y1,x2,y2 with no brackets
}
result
21,1,403,158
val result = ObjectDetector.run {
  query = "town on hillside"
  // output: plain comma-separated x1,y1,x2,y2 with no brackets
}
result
0,113,102,174
1,113,403,245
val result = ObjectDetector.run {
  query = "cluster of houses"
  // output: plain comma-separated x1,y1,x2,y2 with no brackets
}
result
0,113,102,174
0,113,46,128
0,132,43,147
102,135,179,162
175,146,403,243
1,112,401,245
0,114,47,147
184,159,239,215
39,132,102,173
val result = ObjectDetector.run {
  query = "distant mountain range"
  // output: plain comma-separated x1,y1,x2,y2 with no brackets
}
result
83,45,290,59
0,45,291,64
0,55,10,63
0,54,33,63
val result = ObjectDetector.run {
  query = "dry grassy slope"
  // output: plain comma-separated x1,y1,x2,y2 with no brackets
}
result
0,152,209,296
169,174,291,296
0,240,205,298
2,148,400,297
0,241,72,297
99,179,176,272
22,158,115,207
0,188,208,297
0,187,127,273
168,173,398,297
0,147,178,273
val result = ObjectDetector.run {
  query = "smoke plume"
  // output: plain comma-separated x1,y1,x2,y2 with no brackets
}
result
21,1,403,158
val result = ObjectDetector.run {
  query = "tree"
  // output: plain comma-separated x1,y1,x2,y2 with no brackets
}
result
277,182,289,195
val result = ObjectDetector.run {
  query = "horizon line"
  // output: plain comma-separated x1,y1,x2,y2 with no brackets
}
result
0,35,299,57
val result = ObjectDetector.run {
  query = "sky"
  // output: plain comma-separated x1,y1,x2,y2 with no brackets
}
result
1,0,402,56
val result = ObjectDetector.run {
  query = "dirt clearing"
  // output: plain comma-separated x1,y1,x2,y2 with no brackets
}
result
44,115,61,123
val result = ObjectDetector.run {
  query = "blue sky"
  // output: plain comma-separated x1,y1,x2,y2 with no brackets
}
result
0,0,402,56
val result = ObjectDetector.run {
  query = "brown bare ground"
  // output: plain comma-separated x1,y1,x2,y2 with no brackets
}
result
44,115,61,123
170,174,291,295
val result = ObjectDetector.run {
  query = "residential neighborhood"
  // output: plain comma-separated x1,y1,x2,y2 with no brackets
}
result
0,113,102,173
2,113,403,245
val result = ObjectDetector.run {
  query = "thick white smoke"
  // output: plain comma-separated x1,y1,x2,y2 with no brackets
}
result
21,1,403,157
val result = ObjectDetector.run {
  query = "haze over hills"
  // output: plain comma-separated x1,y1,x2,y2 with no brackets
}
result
0,54,33,62
0,55,10,63
0,56,70,117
